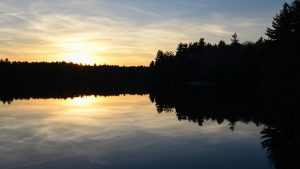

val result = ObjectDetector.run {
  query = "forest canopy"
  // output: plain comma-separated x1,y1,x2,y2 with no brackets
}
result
150,0,299,85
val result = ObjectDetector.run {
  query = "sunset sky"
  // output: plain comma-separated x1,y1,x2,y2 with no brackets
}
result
0,0,292,65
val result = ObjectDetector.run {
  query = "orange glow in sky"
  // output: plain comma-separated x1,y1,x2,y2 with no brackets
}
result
0,0,289,65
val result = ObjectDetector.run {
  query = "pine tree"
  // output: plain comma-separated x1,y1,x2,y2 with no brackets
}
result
230,33,240,47
266,0,300,45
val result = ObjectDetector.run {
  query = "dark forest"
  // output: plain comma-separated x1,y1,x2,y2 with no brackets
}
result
1,0,299,102
1,1,300,169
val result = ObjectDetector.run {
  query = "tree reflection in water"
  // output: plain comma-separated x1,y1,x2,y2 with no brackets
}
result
150,86,299,169
0,85,299,169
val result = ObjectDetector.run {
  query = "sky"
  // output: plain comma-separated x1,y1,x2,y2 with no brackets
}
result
0,0,293,65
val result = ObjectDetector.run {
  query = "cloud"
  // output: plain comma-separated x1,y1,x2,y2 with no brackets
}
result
0,0,281,65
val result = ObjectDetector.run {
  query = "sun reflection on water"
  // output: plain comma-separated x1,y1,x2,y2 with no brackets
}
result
69,97,96,106
0,95,269,169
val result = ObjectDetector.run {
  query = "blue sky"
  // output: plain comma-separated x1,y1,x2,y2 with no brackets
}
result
0,0,293,65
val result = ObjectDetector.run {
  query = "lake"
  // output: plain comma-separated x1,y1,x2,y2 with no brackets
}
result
0,94,278,169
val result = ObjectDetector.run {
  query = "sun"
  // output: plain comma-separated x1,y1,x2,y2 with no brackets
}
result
61,42,100,65
64,52,94,65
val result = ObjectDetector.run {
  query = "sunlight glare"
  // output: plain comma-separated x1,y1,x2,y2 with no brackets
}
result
64,52,94,65
71,97,94,106
61,42,103,65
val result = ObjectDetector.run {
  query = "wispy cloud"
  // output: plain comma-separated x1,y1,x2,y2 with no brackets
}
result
0,0,288,65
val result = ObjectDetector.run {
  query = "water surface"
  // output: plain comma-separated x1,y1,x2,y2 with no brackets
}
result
0,95,271,169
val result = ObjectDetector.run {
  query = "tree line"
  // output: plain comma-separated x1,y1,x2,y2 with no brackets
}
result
0,60,151,101
150,0,300,88
0,0,299,101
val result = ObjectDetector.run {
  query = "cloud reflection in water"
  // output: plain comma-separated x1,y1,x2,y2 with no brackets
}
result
0,95,269,169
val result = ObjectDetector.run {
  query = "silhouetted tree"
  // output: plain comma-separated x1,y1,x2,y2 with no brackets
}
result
149,61,155,68
230,33,240,46
198,38,206,47
262,0,300,83
218,40,226,47
255,37,265,45
176,42,188,56
266,0,300,45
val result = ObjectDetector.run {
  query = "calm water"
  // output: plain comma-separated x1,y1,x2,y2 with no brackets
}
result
0,95,271,169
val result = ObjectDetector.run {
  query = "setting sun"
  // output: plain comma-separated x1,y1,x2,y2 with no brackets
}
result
59,42,105,65
64,52,94,65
